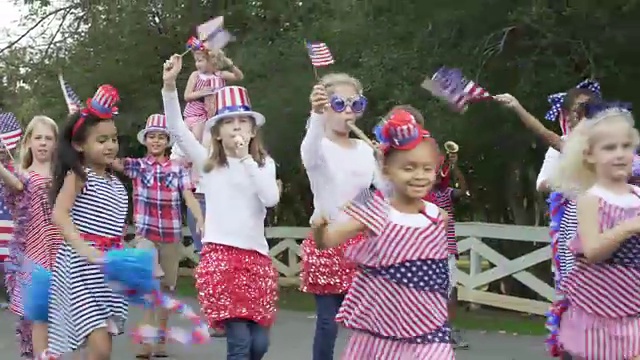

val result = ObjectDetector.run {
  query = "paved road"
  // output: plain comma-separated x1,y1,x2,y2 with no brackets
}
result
0,301,547,359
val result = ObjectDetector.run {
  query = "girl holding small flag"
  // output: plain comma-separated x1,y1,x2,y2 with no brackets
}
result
162,54,280,360
300,73,380,360
47,85,129,359
311,110,454,359
0,115,62,359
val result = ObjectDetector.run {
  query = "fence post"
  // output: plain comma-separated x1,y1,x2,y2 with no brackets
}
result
468,238,482,311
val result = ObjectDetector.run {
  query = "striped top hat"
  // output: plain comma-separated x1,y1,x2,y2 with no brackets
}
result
137,114,174,145
205,86,265,130
86,84,119,119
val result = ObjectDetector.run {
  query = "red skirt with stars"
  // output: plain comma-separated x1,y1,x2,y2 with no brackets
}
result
300,233,365,294
195,243,279,329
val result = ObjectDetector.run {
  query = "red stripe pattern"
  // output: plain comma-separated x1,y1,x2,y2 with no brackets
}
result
336,189,452,357
431,187,457,256
560,193,640,358
183,72,226,123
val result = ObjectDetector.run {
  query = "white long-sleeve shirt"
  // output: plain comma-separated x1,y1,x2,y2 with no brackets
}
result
536,146,561,190
301,113,381,222
162,89,280,255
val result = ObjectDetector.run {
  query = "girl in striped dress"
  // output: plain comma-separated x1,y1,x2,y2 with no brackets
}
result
0,116,62,359
301,74,379,360
549,102,640,360
47,85,129,359
183,37,244,142
312,111,454,359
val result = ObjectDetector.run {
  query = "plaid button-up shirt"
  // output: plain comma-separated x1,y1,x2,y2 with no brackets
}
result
124,156,192,243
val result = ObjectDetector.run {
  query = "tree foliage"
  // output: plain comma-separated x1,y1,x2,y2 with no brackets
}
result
2,0,640,227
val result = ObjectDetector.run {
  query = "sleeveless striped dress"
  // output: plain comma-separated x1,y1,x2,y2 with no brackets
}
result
48,169,129,355
337,190,454,359
559,185,640,359
183,72,225,127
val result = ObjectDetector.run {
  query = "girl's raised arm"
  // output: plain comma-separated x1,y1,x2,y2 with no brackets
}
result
300,84,329,170
162,56,208,169
0,160,23,191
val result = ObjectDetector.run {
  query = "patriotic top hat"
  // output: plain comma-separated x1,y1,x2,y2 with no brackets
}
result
86,84,119,119
205,86,265,130
137,114,174,146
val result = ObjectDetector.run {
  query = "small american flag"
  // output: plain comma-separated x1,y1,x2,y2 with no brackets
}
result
306,41,334,67
58,73,82,114
0,112,22,150
0,196,12,267
422,67,491,112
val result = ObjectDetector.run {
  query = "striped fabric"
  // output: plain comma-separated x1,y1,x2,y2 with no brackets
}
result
556,200,577,281
48,169,129,355
183,72,226,123
431,187,457,256
337,189,453,358
563,195,640,318
3,172,63,317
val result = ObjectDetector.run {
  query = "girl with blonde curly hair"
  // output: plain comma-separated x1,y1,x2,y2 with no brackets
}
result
548,102,640,359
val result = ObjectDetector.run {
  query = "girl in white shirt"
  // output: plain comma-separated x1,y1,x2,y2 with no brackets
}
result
161,55,280,360
299,73,378,360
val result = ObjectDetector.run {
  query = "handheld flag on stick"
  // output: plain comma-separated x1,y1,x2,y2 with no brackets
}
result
181,17,235,57
422,67,492,113
58,74,82,114
0,112,22,151
305,40,334,80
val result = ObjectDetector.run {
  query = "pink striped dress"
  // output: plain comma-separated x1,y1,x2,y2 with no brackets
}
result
337,190,454,359
183,71,226,127
559,185,640,359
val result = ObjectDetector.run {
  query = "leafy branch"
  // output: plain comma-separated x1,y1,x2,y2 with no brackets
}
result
0,4,76,54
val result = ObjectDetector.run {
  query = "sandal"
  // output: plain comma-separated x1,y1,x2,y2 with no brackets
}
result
135,355,151,359
153,353,169,358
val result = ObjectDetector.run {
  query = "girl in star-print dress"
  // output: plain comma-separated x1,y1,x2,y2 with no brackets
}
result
311,110,454,359
548,101,640,360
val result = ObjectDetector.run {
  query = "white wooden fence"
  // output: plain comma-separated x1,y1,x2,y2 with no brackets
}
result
129,222,553,315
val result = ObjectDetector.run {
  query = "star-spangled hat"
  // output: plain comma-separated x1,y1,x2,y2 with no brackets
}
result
86,84,119,119
137,114,174,146
205,86,265,130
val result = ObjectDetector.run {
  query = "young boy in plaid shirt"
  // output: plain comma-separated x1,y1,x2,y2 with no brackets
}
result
113,114,204,358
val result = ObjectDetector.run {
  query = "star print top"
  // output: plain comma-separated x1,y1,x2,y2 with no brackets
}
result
335,189,451,344
563,185,640,318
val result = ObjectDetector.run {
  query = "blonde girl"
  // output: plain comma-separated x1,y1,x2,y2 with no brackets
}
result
163,55,279,359
300,73,381,360
0,116,63,359
183,39,244,142
548,102,640,360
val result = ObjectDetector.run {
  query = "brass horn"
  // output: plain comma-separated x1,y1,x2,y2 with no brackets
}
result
444,141,459,154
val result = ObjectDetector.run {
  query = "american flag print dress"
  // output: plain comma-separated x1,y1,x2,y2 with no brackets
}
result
183,71,225,127
559,185,640,360
336,190,454,360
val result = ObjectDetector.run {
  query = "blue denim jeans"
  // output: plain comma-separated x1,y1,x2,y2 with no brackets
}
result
312,294,345,360
186,193,205,252
225,319,270,360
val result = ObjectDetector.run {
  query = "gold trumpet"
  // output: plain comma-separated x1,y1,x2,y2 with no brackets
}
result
440,141,459,177
443,141,459,154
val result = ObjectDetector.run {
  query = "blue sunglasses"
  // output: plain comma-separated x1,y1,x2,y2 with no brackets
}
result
330,95,367,114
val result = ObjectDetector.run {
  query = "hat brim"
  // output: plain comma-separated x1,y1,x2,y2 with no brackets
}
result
137,127,175,146
86,98,114,119
204,111,266,132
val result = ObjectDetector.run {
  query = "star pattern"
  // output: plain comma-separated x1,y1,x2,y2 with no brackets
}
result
364,259,450,296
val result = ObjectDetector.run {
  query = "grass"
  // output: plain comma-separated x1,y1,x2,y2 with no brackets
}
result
176,277,546,336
